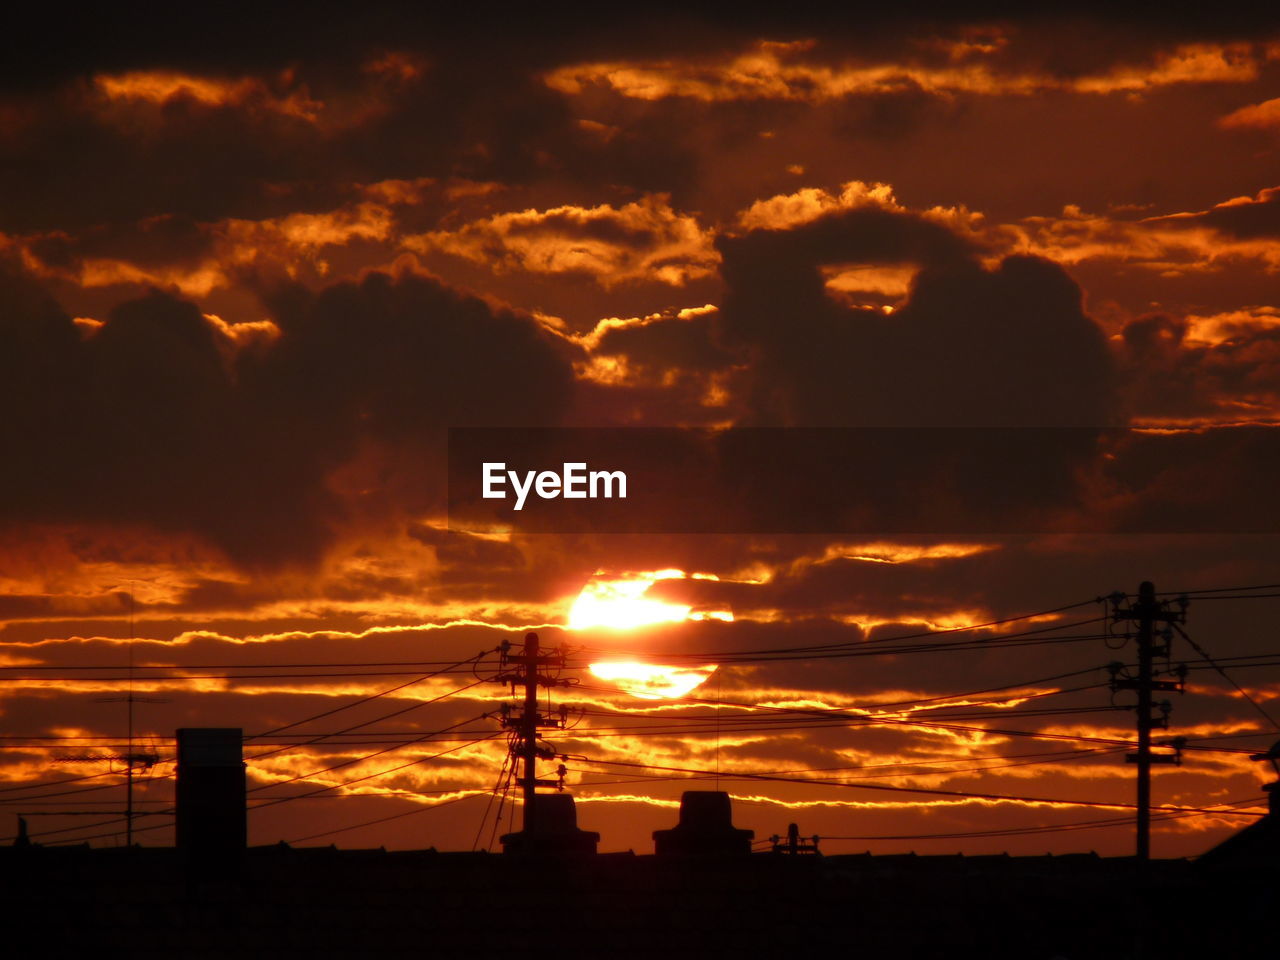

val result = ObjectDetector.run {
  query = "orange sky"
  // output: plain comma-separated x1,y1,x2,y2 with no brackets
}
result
1,11,1279,857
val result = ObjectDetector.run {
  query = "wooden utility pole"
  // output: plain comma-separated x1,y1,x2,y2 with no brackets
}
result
495,632,569,836
1107,582,1187,861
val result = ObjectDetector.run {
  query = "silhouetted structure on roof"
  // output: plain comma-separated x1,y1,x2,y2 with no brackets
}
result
653,790,754,856
1255,737,1280,815
500,793,599,855
770,822,821,855
175,727,245,862
1198,737,1280,870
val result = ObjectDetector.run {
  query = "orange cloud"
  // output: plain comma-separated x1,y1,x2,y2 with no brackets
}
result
94,70,322,121
737,180,903,230
735,180,984,242
18,201,397,296
1003,197,1280,274
1182,307,1280,346
820,264,919,311
406,195,718,287
1220,96,1280,130
565,305,737,407
572,304,718,351
546,40,1262,104
89,60,431,138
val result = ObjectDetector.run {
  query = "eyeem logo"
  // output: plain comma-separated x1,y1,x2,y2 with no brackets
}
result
482,462,628,511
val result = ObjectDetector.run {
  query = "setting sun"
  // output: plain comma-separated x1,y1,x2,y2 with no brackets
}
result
587,661,718,700
571,571,727,698
567,569,732,630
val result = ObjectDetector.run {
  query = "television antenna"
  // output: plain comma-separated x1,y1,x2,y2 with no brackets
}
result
51,582,167,845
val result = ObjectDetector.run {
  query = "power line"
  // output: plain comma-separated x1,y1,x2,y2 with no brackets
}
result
0,770,175,804
471,748,512,852
250,732,504,811
566,748,1126,789
245,677,490,762
571,682,1265,756
1175,593,1280,601
30,728,504,846
0,768,125,795
568,756,1266,818
247,648,497,742
574,599,1106,663
0,658,500,672
575,622,1113,667
246,714,495,795
285,791,486,844
817,796,1267,842
1157,583,1280,597
1173,623,1280,732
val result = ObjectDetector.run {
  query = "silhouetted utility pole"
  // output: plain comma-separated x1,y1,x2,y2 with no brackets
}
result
1106,582,1187,862
494,632,570,836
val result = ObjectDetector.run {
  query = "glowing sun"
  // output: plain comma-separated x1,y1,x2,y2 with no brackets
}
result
567,569,731,630
568,570,728,700
587,661,717,700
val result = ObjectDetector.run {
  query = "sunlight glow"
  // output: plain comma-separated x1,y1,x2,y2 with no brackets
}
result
571,571,729,699
588,661,717,700
568,569,733,630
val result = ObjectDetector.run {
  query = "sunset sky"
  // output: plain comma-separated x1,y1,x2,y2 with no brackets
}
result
2,8,1279,857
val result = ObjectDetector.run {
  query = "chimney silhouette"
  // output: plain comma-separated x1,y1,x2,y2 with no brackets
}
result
653,790,754,856
176,728,246,858
501,793,599,855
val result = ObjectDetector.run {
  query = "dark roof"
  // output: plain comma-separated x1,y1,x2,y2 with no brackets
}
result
1197,813,1280,869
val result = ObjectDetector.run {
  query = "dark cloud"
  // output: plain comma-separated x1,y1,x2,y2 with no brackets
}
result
22,215,215,272
714,208,1116,427
8,11,1274,235
0,46,699,235
1182,187,1280,239
593,310,733,372
408,525,525,583
0,264,573,568
1118,311,1280,422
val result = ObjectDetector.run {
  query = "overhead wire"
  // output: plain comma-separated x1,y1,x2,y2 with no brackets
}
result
1172,623,1280,733
285,791,486,845
246,648,497,742
567,756,1266,818
569,682,1265,756
246,714,496,795
817,796,1267,842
